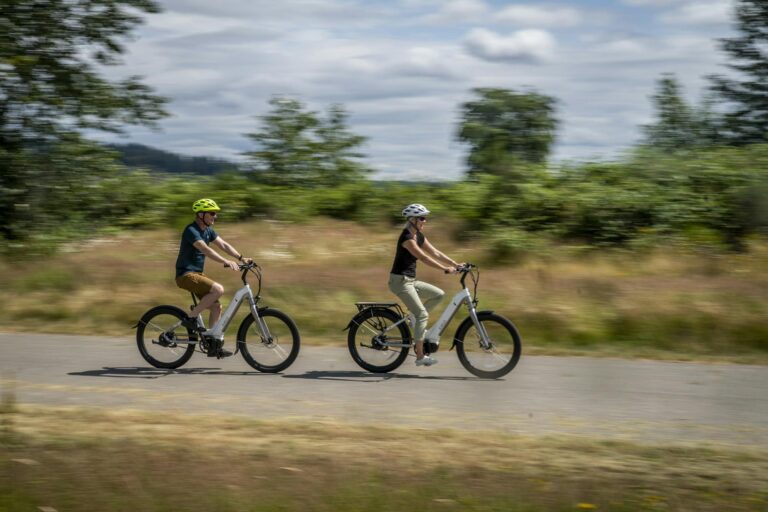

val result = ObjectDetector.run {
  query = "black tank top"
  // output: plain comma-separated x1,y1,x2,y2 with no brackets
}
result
390,229,424,277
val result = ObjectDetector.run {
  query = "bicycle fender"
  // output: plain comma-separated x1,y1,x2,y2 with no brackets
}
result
343,311,367,331
450,310,494,351
342,308,381,331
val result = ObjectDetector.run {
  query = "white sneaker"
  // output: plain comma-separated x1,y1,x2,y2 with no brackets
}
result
415,355,438,367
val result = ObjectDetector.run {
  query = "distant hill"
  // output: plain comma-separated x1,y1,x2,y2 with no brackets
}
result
108,143,239,175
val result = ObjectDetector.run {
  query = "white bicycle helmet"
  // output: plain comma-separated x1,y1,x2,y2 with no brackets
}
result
401,203,430,218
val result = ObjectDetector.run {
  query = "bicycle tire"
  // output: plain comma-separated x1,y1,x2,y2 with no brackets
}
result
455,312,522,379
347,307,410,373
136,305,197,369
237,308,300,373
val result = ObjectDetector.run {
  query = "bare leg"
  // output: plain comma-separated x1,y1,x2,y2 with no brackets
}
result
208,301,223,328
189,283,224,322
414,339,425,359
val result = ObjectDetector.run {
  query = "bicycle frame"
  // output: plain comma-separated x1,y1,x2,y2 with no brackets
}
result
379,270,492,349
202,284,259,339
174,265,274,343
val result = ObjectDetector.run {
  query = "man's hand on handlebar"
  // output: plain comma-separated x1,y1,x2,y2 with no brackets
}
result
224,257,254,271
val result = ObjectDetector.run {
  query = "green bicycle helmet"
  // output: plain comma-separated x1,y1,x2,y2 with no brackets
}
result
192,198,221,213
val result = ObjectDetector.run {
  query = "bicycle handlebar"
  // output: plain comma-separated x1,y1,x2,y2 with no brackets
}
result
222,261,259,270
444,263,476,274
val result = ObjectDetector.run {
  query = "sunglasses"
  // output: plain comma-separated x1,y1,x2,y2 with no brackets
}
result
205,211,218,217
416,216,427,221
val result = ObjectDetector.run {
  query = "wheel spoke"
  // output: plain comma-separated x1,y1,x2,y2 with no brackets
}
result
137,308,196,369
240,310,300,372
348,309,410,373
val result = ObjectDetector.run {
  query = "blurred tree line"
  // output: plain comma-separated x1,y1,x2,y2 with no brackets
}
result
1,0,767,257
108,143,238,175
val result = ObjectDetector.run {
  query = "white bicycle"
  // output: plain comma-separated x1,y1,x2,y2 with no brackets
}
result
136,262,300,372
345,264,521,379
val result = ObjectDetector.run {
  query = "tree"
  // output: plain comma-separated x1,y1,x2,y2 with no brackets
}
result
457,88,558,179
708,0,768,145
641,74,720,150
0,0,168,243
244,97,370,187
0,0,167,148
314,104,370,186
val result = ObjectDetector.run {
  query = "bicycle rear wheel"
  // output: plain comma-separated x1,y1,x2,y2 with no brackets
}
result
136,305,197,369
237,308,300,373
455,312,521,379
347,307,410,373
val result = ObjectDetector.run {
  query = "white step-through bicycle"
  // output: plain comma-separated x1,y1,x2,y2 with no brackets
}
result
136,262,300,372
345,264,521,379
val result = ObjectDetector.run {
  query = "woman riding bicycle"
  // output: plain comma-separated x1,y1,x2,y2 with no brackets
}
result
388,204,462,367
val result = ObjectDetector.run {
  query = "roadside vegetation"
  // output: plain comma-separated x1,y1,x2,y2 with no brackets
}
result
1,217,766,363
1,404,767,512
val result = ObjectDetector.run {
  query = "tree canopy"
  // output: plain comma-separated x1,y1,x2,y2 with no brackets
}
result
0,0,167,242
243,97,370,187
708,0,768,145
457,88,558,180
641,74,719,151
0,0,167,148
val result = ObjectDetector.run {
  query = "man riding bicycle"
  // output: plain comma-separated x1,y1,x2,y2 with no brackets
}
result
175,198,252,358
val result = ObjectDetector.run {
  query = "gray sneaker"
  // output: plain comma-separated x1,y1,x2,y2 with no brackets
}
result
415,355,438,366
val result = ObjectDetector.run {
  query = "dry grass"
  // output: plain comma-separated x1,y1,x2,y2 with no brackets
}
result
1,218,767,362
1,405,767,511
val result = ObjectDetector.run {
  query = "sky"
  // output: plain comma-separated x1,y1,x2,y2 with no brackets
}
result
96,0,738,180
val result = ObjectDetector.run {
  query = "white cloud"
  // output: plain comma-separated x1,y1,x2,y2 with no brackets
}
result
420,0,489,24
495,5,583,27
94,0,738,180
393,47,459,78
621,0,685,6
463,28,556,63
661,0,734,25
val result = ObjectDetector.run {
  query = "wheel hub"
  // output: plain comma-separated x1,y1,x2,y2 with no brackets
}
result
370,335,388,350
158,332,177,348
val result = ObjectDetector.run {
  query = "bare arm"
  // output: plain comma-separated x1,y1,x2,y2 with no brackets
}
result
193,239,240,270
421,238,460,267
403,239,455,273
211,236,242,259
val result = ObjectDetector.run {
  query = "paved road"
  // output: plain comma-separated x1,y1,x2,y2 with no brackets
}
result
1,333,767,447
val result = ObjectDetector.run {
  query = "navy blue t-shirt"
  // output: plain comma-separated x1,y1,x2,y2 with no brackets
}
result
175,223,218,277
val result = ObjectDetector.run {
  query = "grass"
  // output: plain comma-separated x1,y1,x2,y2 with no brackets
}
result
1,405,767,511
1,218,767,362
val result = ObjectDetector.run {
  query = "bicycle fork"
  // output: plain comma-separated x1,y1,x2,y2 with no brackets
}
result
467,304,493,350
248,299,275,345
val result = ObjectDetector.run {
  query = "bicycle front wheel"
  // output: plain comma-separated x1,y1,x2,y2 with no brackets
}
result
237,308,300,373
455,312,522,379
136,305,197,369
347,307,410,373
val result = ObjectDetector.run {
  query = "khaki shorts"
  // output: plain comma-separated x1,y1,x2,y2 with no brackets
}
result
176,272,216,299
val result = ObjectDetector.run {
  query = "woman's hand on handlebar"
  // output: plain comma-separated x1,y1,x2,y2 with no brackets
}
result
450,262,474,273
444,263,468,274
